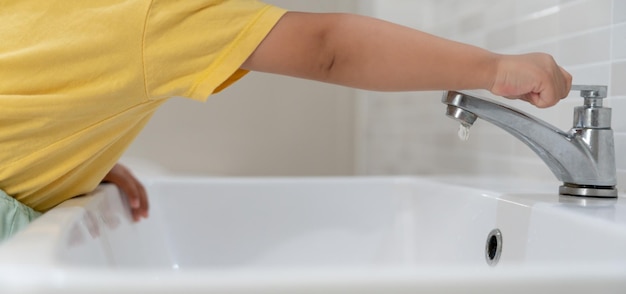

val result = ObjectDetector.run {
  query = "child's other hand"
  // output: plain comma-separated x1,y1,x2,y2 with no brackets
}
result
102,163,149,222
490,53,572,108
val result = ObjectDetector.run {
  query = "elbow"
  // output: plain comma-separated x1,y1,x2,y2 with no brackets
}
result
316,51,338,83
314,14,347,83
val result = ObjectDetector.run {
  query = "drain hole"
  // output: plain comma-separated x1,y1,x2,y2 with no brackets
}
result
485,229,502,266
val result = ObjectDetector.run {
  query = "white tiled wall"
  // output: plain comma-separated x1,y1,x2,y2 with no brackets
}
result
357,0,626,192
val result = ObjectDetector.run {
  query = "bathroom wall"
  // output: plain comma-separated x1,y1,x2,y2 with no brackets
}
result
123,1,359,176
358,0,626,192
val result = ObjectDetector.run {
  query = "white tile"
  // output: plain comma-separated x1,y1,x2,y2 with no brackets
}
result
468,128,517,156
516,11,560,44
566,63,611,87
617,169,626,194
560,0,612,34
431,0,487,21
486,24,517,50
371,0,428,28
515,0,560,19
507,157,556,182
611,61,626,95
429,22,457,39
458,12,486,34
513,137,544,159
521,40,560,57
613,23,626,59
483,0,516,28
559,29,611,66
544,99,580,129
609,97,626,132
614,0,626,24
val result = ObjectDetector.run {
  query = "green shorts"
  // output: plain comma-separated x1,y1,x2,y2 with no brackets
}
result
0,189,42,243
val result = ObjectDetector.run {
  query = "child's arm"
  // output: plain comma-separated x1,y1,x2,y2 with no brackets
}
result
242,12,572,108
102,163,148,222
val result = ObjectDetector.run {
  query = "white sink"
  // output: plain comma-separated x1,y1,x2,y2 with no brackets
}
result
0,176,625,293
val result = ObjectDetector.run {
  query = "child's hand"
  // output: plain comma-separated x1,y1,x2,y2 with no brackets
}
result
490,53,572,108
102,163,149,222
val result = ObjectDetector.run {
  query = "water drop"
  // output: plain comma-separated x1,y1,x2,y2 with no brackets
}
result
458,124,471,141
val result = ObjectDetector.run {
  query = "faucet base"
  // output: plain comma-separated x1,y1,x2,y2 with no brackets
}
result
559,183,618,198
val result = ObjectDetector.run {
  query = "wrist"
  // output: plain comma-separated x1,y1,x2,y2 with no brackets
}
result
482,52,502,92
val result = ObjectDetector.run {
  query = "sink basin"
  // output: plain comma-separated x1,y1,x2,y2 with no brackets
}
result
0,176,624,293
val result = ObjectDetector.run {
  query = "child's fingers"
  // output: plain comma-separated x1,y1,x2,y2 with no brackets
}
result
126,179,147,222
134,179,149,219
102,163,149,222
116,175,142,221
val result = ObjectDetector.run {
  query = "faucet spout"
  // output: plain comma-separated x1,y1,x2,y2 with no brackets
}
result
442,91,617,198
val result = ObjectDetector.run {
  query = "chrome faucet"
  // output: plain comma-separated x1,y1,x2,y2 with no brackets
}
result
442,85,617,198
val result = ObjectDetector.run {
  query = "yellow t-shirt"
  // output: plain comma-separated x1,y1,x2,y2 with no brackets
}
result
0,0,287,211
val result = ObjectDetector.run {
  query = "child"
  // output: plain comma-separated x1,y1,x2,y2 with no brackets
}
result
0,0,571,241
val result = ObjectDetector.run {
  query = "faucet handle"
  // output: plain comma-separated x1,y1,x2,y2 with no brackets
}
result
570,85,611,129
571,85,608,107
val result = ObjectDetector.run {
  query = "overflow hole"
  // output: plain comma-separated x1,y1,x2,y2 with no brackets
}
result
485,229,503,266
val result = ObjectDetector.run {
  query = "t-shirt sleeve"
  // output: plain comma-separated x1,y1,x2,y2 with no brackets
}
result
143,0,287,101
